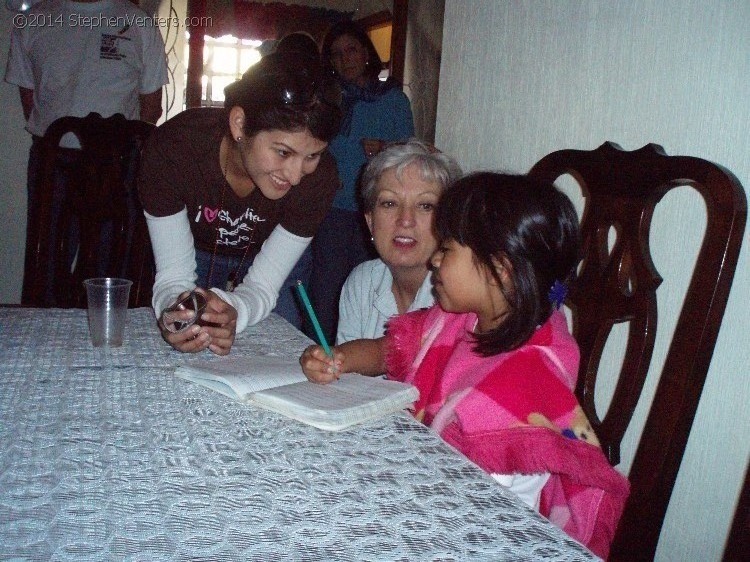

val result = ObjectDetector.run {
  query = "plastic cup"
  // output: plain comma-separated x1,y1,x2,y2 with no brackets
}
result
83,278,132,347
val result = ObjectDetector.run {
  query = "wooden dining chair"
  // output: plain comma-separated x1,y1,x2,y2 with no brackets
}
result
528,142,747,561
722,462,749,561
22,112,155,308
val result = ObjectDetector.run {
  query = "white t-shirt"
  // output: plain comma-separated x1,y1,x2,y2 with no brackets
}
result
492,473,551,511
336,258,435,344
5,0,168,146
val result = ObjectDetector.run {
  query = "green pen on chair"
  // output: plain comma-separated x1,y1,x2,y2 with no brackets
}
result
295,280,332,357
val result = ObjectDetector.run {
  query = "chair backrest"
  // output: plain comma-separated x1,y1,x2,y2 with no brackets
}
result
22,112,155,308
723,463,749,561
528,142,747,561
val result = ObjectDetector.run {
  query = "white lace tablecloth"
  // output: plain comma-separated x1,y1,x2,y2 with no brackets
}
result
0,308,598,561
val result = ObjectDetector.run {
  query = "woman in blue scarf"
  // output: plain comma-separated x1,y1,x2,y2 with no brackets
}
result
309,20,415,343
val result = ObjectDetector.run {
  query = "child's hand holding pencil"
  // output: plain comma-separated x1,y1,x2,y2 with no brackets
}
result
296,280,341,383
295,281,387,382
299,344,343,384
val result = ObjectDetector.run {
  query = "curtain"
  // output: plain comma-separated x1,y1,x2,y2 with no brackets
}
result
202,1,351,41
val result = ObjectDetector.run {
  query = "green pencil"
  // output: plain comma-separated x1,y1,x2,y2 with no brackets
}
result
295,280,332,356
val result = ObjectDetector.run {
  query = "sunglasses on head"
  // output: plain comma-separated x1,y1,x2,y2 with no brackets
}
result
227,50,340,111
277,74,318,107
250,71,341,110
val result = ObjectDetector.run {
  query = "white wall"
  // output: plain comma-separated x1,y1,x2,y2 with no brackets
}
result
436,1,749,560
403,0,444,143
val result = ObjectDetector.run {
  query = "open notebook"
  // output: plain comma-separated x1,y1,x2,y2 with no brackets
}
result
175,355,419,431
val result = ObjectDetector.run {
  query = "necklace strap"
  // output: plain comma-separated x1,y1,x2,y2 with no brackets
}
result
205,138,231,290
206,136,256,292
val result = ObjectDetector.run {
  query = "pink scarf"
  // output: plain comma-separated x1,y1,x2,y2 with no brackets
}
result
385,306,629,559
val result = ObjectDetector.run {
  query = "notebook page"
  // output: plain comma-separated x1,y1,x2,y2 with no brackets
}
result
251,374,419,430
176,355,307,398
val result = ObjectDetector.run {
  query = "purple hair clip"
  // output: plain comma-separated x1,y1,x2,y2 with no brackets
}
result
548,280,569,310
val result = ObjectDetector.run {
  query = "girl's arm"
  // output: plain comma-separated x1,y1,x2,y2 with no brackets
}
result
300,337,387,384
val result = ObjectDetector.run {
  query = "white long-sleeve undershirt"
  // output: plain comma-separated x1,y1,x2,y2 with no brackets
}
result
145,208,310,333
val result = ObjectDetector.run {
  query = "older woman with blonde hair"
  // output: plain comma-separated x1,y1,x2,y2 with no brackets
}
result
336,139,461,344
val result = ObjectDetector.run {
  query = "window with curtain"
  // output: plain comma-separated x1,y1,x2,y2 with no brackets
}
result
183,33,262,109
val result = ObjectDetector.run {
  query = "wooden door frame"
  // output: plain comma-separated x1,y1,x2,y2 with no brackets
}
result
355,0,407,83
185,0,205,109
390,0,407,84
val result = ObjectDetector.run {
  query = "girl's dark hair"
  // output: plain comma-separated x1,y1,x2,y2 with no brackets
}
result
321,20,383,83
435,172,580,356
223,50,341,142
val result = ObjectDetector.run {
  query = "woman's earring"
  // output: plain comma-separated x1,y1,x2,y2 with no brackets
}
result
236,136,242,143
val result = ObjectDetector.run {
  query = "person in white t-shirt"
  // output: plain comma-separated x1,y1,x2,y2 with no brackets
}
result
6,0,168,138
5,0,169,304
336,140,461,344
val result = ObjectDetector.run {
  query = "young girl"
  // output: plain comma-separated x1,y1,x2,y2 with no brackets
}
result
300,172,630,559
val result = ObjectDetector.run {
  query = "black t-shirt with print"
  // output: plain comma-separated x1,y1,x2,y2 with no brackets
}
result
137,108,340,260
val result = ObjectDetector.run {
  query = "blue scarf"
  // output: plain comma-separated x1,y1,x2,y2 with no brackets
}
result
339,77,402,136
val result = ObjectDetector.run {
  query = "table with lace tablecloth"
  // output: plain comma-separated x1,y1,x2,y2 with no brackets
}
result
0,307,599,561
